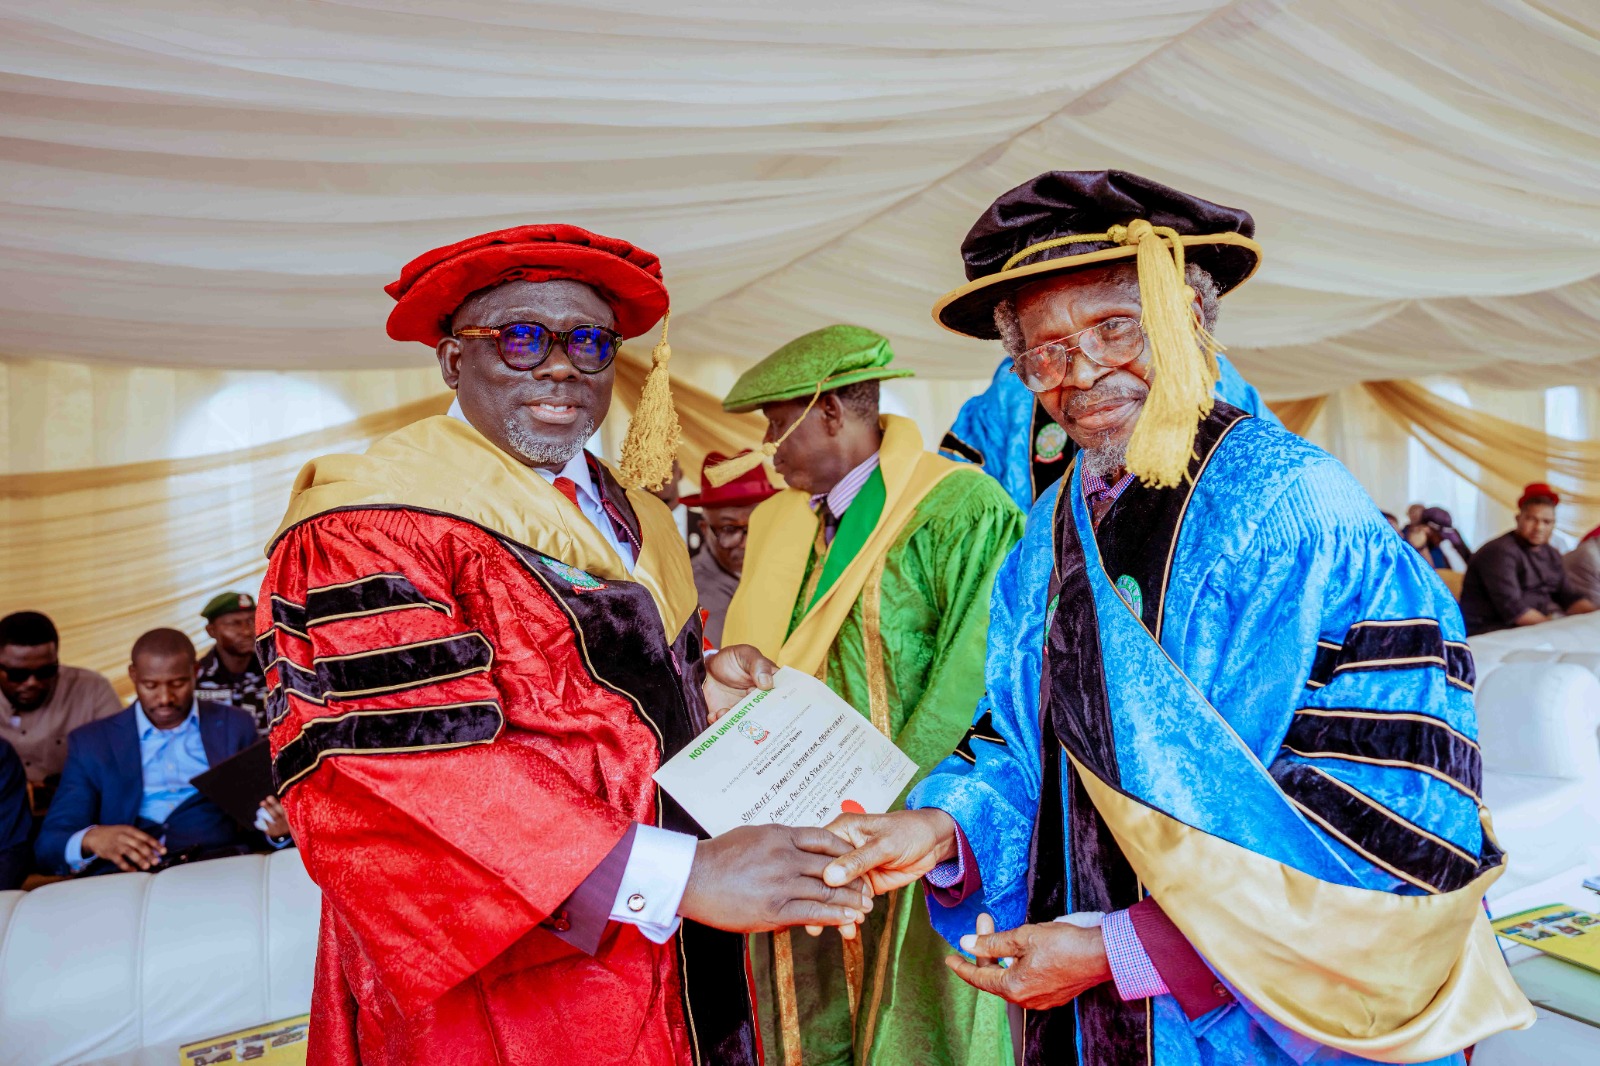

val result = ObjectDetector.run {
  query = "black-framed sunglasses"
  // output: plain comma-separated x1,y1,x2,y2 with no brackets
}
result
454,321,622,374
2,662,59,684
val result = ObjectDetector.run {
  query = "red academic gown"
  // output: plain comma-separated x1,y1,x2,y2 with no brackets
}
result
258,431,758,1066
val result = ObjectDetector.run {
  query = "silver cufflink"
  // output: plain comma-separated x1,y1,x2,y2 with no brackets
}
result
627,893,647,913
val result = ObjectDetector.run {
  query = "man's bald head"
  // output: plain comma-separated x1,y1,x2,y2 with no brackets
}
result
131,628,196,667
130,629,197,729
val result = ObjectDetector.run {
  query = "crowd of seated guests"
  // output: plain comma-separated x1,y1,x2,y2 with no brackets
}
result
1387,484,1598,637
1459,485,1597,635
0,594,287,891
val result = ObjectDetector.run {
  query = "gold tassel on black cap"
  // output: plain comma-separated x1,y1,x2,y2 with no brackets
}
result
618,311,681,490
1115,220,1220,488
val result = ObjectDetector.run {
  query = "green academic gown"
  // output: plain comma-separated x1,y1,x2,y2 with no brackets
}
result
749,466,1024,1066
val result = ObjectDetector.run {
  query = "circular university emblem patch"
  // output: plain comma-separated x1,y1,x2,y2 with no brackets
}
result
1115,575,1143,617
1034,422,1069,464
537,554,608,593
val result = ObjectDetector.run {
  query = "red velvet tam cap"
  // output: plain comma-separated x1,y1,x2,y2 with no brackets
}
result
385,223,669,345
1519,482,1560,508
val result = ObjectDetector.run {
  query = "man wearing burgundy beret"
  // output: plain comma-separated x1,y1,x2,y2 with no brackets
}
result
260,225,871,1065
682,451,777,646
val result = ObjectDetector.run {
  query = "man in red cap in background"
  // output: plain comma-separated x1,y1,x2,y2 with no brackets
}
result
1460,481,1596,634
682,451,777,646
259,225,872,1064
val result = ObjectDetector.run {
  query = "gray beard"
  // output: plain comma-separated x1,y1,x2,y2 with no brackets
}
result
505,414,596,468
1079,437,1129,480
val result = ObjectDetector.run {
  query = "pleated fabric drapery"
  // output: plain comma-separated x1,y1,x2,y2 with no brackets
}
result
0,358,765,694
1361,380,1600,537
0,2,1597,400
1274,382,1599,538
1,394,450,695
1267,396,1329,438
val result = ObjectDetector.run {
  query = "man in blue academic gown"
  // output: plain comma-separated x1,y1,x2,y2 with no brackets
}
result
824,170,1530,1065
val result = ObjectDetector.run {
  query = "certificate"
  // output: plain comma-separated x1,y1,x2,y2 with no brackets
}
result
654,667,917,837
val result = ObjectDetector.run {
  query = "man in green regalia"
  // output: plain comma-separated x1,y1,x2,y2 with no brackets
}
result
718,324,1023,1066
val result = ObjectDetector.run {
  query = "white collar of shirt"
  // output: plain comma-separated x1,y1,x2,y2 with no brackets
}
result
810,451,881,517
133,700,199,740
447,397,635,570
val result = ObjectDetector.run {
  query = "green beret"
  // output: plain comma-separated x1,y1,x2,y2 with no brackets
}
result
202,591,256,622
722,325,914,413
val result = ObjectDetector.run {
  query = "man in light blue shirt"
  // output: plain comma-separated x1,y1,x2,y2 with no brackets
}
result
36,629,290,875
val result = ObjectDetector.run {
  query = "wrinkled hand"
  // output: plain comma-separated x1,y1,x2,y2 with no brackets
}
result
82,824,165,872
703,643,778,723
678,824,873,937
947,915,1112,1010
258,796,292,839
822,809,958,896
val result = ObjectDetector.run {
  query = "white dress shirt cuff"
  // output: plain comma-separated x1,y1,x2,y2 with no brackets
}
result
65,826,93,871
609,824,697,944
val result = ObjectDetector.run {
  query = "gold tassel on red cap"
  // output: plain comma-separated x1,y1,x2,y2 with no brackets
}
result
618,312,681,490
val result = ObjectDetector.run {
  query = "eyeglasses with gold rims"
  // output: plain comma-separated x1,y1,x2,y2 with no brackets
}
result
454,321,623,374
1011,316,1146,394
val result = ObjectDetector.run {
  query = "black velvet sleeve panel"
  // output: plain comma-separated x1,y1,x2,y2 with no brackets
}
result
1282,708,1482,800
304,572,451,627
272,700,505,792
1306,620,1475,692
1270,761,1498,895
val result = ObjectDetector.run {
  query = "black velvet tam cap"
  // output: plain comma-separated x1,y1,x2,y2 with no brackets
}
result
933,170,1262,339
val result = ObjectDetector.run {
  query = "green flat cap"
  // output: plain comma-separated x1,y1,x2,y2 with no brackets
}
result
202,591,256,622
722,324,914,413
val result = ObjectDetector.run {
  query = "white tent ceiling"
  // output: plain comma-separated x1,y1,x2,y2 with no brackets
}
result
1,0,1597,398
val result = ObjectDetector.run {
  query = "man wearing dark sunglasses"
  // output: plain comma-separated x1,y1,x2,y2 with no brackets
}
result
0,610,121,792
259,224,871,1066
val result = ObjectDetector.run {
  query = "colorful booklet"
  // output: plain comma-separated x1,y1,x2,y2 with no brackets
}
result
179,1015,309,1064
1493,904,1600,975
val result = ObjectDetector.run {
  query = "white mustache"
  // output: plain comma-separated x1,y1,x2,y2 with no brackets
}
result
1064,384,1147,419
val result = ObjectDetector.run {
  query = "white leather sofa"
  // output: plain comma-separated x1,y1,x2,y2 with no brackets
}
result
1475,663,1600,900
0,850,319,1066
1470,612,1600,900
1470,611,1600,680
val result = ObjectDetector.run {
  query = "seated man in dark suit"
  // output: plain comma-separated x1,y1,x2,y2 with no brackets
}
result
0,740,30,889
35,628,291,875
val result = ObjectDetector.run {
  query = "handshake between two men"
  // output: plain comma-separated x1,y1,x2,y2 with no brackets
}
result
683,646,1113,1010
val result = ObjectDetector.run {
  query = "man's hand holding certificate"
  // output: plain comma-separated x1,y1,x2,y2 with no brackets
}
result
655,667,917,837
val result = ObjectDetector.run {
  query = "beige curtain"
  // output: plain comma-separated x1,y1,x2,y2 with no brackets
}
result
1268,396,1329,438
0,359,762,693
1,395,452,695
1362,381,1600,537
3,2,1599,403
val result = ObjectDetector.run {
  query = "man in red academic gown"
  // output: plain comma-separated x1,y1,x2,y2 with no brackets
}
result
259,225,871,1064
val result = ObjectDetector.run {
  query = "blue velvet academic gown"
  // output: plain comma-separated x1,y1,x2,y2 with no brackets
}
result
912,406,1484,1065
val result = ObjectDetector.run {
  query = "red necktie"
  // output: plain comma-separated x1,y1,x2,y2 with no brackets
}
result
553,476,580,508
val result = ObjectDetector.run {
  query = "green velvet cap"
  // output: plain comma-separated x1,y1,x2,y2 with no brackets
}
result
721,324,914,413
